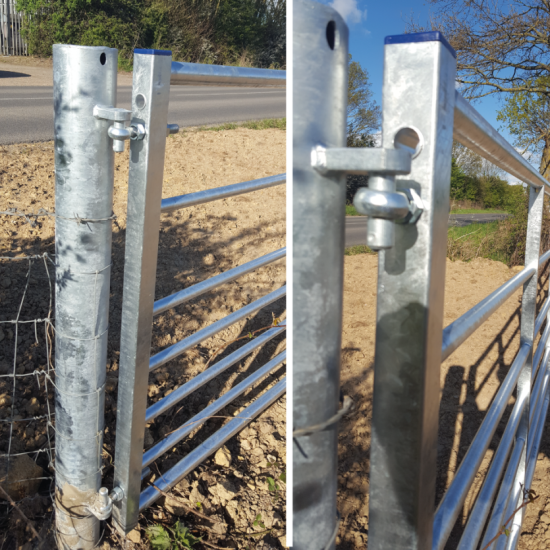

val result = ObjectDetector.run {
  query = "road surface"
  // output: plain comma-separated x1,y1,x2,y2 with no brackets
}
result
0,85,286,144
345,213,510,247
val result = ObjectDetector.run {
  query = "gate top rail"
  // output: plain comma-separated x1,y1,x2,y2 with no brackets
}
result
160,174,286,213
454,92,550,190
170,61,286,87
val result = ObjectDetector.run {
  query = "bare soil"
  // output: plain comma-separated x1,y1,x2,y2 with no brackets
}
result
337,254,550,549
0,127,286,549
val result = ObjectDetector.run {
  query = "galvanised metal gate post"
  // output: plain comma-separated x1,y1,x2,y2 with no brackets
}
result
112,48,172,534
368,34,456,549
53,45,118,548
292,1,349,548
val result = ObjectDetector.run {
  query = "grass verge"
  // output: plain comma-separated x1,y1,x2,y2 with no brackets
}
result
345,245,374,256
346,205,363,216
197,118,286,132
450,208,508,214
447,221,511,263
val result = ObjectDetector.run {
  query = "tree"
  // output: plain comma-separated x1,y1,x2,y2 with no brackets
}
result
347,54,381,147
345,55,381,203
497,77,550,173
15,0,286,68
407,0,550,178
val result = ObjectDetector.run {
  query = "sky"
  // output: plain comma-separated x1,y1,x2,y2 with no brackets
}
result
322,0,527,182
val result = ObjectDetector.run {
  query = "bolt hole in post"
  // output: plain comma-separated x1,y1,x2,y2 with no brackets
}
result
100,52,106,65
135,93,146,109
394,127,422,158
326,20,337,50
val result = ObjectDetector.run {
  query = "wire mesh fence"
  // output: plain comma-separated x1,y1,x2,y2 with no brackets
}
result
0,252,56,546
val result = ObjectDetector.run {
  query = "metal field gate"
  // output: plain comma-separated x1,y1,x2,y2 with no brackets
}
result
52,45,286,548
294,1,550,549
0,0,27,56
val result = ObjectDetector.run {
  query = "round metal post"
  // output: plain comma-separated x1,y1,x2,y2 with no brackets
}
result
293,1,349,548
53,44,117,549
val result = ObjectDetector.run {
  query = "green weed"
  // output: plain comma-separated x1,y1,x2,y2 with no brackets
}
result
146,521,201,550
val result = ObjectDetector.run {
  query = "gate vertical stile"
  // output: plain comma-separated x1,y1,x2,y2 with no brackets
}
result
112,48,172,535
503,186,544,549
368,35,456,549
292,1,349,548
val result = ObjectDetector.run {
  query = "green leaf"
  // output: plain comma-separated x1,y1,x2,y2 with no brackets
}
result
504,528,510,537
267,477,276,491
146,525,172,550
173,521,201,548
279,472,286,483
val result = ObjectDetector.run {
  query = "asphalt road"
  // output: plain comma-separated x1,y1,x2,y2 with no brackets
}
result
0,85,286,144
345,213,510,247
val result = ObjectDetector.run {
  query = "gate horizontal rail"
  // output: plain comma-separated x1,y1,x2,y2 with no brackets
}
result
454,92,549,191
170,61,286,87
145,323,286,422
139,377,286,512
153,247,286,315
111,49,286,535
160,173,286,213
149,285,286,372
142,350,286,468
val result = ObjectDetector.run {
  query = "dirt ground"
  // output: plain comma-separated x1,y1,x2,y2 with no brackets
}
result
0,56,133,86
337,253,550,549
0,127,286,549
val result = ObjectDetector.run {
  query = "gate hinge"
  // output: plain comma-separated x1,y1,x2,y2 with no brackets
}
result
87,486,124,520
93,105,180,152
311,145,423,250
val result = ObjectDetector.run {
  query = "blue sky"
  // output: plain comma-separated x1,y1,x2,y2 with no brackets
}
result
325,0,515,148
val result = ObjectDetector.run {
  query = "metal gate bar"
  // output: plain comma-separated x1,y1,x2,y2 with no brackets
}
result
149,285,286,371
112,53,287,534
145,324,286,422
153,247,286,315
170,61,286,87
160,174,286,213
142,350,286,468
138,377,286,511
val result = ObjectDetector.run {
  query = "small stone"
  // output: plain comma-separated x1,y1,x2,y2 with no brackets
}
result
541,513,550,525
204,253,215,266
279,535,287,548
26,397,39,415
214,446,232,467
0,394,12,406
0,278,11,289
126,528,140,544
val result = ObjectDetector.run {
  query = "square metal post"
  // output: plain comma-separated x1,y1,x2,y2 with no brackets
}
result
503,185,544,548
367,34,456,549
112,48,172,534
292,1,349,549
